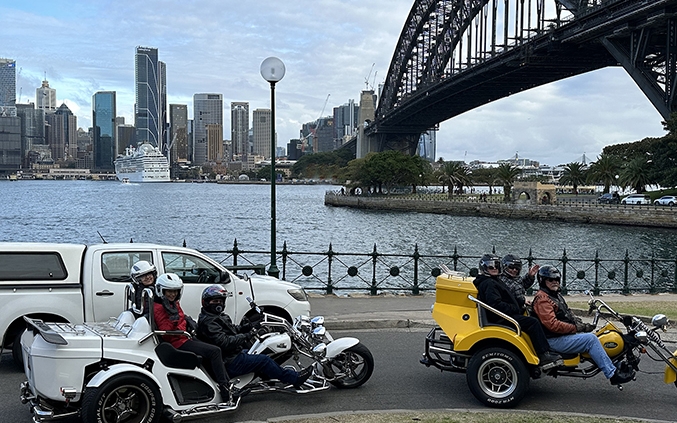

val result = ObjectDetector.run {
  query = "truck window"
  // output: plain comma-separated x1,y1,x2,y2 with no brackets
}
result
101,252,153,282
162,252,223,285
0,253,67,280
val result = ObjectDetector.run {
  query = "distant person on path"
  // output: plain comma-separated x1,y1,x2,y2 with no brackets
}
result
473,254,562,366
532,265,636,385
153,273,232,399
498,254,539,313
197,284,312,389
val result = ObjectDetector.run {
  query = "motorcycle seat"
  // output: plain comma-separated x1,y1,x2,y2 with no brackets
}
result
155,342,202,370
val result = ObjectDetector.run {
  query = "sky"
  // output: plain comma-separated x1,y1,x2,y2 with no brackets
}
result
0,0,668,166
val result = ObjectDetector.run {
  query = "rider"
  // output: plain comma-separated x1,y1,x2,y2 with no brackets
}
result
498,254,539,312
531,265,636,385
153,274,232,398
129,260,157,316
196,284,312,389
473,254,562,366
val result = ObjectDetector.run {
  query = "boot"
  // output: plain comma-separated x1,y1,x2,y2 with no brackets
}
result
293,366,313,389
610,368,635,385
537,351,562,366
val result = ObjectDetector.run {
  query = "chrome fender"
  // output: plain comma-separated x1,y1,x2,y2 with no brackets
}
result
86,363,160,389
326,337,359,359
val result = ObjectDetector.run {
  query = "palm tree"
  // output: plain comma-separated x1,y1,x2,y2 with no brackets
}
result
438,161,472,198
495,163,522,202
619,156,653,193
586,154,621,194
559,162,587,195
470,167,498,195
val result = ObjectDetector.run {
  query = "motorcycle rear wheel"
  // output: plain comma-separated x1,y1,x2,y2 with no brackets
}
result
328,342,374,389
466,347,529,408
81,373,162,423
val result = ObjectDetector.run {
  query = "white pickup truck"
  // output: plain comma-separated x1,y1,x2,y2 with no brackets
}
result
0,242,311,366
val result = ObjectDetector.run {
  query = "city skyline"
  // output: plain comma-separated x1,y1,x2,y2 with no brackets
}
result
0,0,668,166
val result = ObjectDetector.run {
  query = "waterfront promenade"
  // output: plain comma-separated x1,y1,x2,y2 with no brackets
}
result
325,192,677,229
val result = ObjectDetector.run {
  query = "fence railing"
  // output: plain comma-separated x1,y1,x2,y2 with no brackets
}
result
200,240,677,296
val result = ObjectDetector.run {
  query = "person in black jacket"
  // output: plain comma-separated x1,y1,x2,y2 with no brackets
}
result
473,254,562,366
196,284,312,389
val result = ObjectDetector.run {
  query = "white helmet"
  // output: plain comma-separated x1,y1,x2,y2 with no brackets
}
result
130,260,157,284
155,273,184,300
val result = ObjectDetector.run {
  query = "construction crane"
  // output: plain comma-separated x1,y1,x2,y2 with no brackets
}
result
309,94,331,152
364,63,375,90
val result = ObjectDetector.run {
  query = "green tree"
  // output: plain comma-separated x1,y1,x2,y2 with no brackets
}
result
438,161,472,198
619,156,653,193
559,162,587,195
495,163,522,202
586,154,621,194
470,167,498,195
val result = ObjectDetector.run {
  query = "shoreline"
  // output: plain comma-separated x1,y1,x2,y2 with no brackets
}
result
324,193,677,229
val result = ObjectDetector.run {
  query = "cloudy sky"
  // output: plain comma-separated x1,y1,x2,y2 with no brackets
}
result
1,0,667,166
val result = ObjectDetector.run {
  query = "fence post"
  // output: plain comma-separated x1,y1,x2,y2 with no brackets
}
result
452,246,460,271
622,250,630,295
327,243,334,295
281,242,288,281
413,244,420,295
371,244,379,296
561,249,568,295
593,250,600,295
650,253,656,294
526,248,534,295
232,239,239,267
673,255,677,294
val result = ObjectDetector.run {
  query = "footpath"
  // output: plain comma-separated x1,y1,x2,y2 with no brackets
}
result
308,292,677,343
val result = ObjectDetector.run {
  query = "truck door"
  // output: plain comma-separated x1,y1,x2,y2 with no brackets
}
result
90,250,154,321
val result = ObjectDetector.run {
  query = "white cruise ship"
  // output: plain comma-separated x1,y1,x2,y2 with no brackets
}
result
114,143,170,183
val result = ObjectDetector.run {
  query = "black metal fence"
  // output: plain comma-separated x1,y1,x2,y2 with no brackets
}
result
201,240,677,296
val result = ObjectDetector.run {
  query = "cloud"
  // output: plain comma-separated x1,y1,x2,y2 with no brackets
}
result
1,1,667,165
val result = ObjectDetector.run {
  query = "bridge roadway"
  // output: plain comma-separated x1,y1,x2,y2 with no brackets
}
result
1,293,675,422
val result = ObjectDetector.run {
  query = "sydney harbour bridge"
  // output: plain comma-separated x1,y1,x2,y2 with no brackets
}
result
353,0,677,156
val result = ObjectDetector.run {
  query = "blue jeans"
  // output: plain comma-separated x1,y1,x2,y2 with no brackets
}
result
547,333,616,378
226,351,299,385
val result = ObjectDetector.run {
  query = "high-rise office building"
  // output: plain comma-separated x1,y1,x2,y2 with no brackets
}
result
333,100,359,139
193,93,222,165
17,103,46,166
36,80,57,112
231,102,249,160
135,46,166,150
169,104,188,163
0,58,16,109
206,123,223,163
252,108,272,159
116,124,135,155
0,114,21,171
93,91,116,170
46,103,77,161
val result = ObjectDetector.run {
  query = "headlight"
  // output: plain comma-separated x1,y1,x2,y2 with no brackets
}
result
287,288,309,302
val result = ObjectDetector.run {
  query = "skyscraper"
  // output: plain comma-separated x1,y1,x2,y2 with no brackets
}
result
231,102,249,160
93,91,116,170
135,46,166,150
36,80,57,112
252,108,271,159
46,103,77,161
0,58,16,109
169,104,188,163
193,93,222,165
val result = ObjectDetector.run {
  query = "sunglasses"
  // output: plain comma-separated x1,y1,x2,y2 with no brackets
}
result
545,277,560,282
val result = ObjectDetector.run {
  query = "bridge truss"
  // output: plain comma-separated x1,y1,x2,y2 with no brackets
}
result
368,0,677,154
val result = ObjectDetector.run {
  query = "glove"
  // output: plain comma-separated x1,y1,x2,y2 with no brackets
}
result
575,321,595,332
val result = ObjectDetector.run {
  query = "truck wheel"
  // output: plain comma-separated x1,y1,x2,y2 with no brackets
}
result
12,331,24,370
82,374,161,423
466,347,529,408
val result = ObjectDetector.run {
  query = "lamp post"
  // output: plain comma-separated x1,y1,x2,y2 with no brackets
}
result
260,57,285,278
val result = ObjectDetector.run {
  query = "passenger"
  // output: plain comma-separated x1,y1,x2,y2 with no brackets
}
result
498,254,539,313
531,266,636,385
129,260,157,316
197,284,312,389
473,254,562,366
153,273,231,398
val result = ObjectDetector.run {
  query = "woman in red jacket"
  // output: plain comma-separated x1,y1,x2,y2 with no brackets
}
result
153,273,231,398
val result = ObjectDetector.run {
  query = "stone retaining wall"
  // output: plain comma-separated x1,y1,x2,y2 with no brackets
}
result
324,194,677,229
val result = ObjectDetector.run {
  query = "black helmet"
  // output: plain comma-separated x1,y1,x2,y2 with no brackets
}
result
479,254,501,276
537,265,561,288
501,254,523,276
201,284,228,314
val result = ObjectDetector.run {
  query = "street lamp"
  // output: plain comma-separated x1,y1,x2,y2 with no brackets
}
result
260,57,285,278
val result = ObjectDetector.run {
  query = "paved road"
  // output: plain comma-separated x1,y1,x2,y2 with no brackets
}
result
2,328,676,423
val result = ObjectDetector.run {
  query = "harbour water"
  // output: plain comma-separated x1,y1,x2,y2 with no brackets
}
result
1,180,676,261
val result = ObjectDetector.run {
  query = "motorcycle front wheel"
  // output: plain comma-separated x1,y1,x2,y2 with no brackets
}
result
466,347,529,408
328,342,374,389
81,373,162,423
